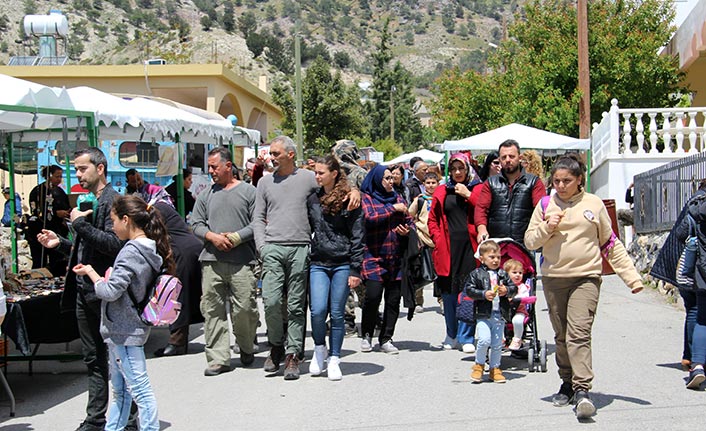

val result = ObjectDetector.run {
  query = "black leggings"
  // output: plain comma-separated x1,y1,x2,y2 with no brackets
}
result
361,279,401,344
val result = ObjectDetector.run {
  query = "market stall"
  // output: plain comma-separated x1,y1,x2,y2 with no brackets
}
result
0,75,254,417
0,74,98,418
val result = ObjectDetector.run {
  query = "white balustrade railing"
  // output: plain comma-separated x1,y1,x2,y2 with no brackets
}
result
591,98,706,168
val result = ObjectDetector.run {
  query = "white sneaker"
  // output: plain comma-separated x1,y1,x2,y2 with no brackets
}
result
462,343,476,354
415,305,424,314
361,336,373,353
327,356,342,381
380,340,399,354
442,336,458,350
310,345,328,376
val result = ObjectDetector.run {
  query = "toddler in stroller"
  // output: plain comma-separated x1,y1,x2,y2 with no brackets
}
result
504,259,535,350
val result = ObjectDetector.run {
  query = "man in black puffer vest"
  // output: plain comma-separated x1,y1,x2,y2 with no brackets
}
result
474,139,546,245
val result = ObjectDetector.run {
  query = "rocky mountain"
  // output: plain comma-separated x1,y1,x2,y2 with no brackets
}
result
0,0,518,90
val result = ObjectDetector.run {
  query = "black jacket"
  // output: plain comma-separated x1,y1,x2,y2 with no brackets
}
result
154,201,204,327
405,176,424,204
677,192,706,291
652,190,705,287
486,171,539,243
463,265,516,321
59,185,124,310
307,188,365,278
165,182,196,216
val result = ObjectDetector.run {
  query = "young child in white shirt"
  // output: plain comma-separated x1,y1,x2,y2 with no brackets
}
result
504,259,531,350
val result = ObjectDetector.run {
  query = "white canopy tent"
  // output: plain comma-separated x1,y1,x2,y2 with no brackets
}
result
0,74,82,133
64,87,235,144
385,149,445,165
442,123,590,152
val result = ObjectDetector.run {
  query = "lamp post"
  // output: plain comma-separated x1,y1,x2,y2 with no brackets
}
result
294,30,304,165
389,85,396,141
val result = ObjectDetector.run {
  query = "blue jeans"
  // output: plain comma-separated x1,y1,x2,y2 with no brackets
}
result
106,344,159,431
475,311,504,369
441,293,475,344
309,264,350,357
691,291,706,365
680,288,697,361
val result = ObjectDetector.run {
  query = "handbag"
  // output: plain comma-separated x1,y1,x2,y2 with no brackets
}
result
414,246,437,288
676,214,698,289
412,196,437,288
457,292,475,323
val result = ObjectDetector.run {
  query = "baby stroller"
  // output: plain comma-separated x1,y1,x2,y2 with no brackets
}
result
495,238,548,373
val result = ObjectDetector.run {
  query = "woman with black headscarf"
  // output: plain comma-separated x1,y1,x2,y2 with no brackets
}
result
478,151,502,182
428,152,482,353
389,165,407,199
135,185,204,356
359,165,414,355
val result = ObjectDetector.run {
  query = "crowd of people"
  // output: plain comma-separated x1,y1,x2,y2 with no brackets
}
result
9,136,652,429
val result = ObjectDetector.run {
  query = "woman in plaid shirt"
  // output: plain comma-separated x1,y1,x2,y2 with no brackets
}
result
359,165,415,355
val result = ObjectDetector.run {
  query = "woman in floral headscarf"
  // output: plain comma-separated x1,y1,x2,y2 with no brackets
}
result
428,153,482,353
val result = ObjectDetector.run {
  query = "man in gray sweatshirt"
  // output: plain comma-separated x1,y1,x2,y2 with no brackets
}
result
191,147,258,377
253,135,319,380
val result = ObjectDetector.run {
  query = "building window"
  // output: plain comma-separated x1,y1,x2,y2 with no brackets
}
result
55,141,89,166
119,141,159,168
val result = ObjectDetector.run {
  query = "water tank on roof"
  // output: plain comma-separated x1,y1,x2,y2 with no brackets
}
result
24,12,69,37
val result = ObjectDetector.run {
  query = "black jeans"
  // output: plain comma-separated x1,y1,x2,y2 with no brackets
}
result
76,294,109,429
361,279,401,344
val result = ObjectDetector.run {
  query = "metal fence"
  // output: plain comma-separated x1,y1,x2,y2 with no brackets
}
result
634,152,706,233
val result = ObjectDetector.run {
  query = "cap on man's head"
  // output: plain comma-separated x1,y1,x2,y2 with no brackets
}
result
2,187,10,194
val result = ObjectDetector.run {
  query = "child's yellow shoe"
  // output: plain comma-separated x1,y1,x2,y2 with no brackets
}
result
489,368,506,383
471,363,484,383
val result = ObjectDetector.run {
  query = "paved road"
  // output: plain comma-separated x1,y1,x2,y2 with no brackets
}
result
0,275,700,430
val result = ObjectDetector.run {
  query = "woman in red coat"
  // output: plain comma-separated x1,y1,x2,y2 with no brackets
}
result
428,153,481,353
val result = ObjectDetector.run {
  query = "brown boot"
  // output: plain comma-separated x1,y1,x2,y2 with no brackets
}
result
489,367,506,383
283,353,300,380
471,363,484,383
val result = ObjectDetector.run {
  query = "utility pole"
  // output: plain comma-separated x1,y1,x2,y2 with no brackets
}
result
389,85,396,141
577,0,590,139
294,26,304,165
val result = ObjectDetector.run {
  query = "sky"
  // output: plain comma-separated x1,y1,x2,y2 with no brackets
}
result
675,0,699,26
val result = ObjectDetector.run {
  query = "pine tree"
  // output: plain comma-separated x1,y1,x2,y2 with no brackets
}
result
367,19,424,152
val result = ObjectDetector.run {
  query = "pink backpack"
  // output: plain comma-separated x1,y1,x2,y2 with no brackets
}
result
124,270,183,327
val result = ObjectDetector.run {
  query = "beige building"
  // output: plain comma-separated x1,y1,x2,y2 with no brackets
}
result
663,0,706,107
0,63,281,140
0,63,281,199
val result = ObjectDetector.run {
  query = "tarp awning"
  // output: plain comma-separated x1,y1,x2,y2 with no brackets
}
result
0,74,78,132
442,123,590,151
65,87,235,144
385,149,445,165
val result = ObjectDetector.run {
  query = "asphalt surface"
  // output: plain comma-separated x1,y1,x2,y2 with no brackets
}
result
0,274,700,431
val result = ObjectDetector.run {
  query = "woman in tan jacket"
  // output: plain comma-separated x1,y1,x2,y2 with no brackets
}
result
524,154,643,420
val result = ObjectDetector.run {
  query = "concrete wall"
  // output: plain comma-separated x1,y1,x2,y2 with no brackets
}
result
590,155,681,210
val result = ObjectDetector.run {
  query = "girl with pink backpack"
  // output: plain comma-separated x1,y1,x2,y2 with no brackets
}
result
73,195,175,431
